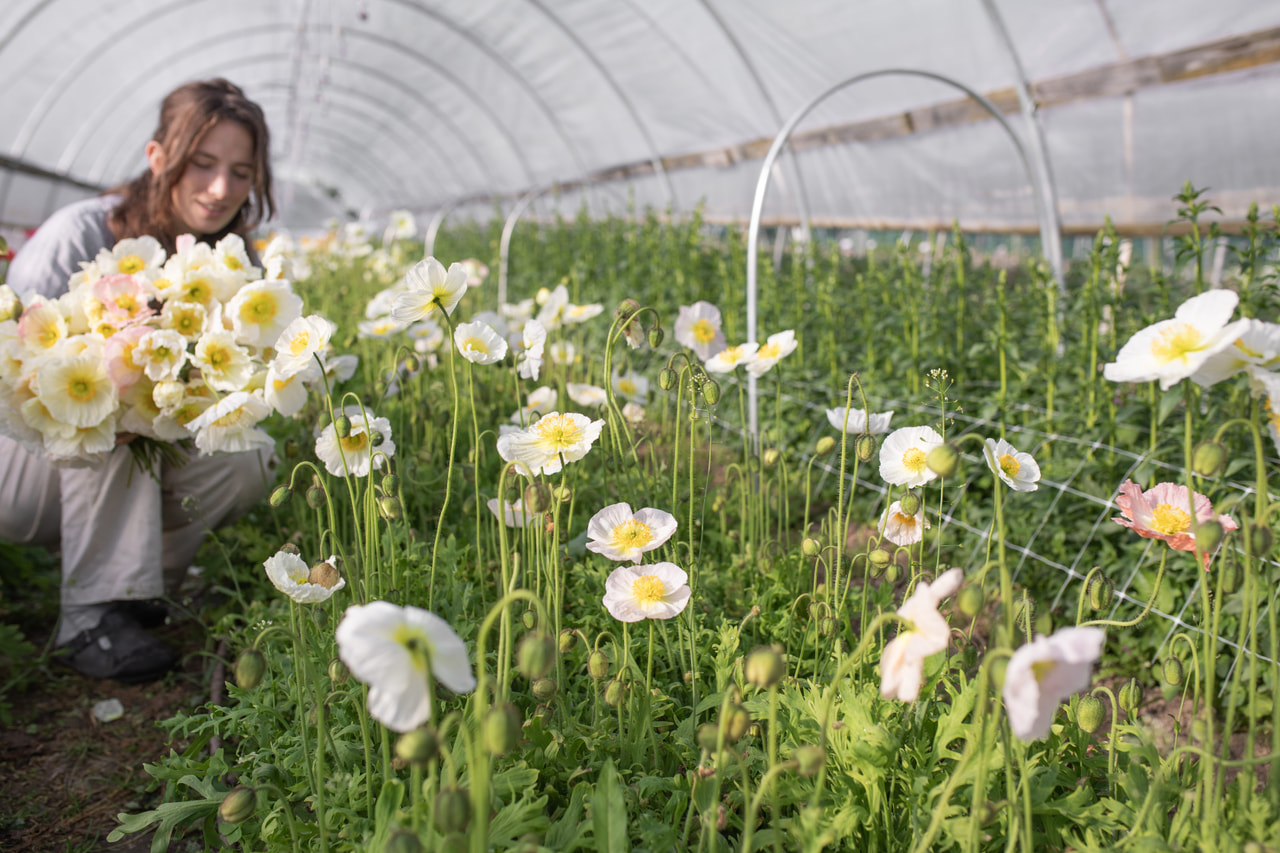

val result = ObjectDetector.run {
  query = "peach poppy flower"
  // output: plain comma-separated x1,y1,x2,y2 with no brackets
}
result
1112,480,1238,569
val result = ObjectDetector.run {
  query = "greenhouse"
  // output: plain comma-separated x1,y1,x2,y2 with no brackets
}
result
2,1,1280,850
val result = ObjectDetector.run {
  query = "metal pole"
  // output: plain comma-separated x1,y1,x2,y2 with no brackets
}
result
498,188,550,308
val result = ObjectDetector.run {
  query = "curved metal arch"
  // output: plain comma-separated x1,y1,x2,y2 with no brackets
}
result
85,72,461,204
498,187,555,307
978,0,1065,287
744,68,1057,450
522,0,677,209
425,197,468,259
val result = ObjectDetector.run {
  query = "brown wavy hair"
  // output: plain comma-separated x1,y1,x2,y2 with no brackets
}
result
107,79,275,254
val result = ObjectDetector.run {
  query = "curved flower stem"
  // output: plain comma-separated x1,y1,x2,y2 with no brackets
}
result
464,359,484,570
429,310,461,611
740,760,797,853
1080,549,1169,629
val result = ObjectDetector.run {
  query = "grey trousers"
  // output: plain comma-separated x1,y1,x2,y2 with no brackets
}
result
0,435,271,606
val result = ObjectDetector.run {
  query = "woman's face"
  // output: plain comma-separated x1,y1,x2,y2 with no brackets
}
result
156,119,256,235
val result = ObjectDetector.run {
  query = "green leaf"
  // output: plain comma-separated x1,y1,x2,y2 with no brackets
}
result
546,782,592,852
592,758,629,853
106,798,220,853
1156,385,1182,426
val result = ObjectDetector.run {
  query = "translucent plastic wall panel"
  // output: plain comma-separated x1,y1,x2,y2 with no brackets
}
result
1106,0,1280,57
994,0,1117,79
1040,96,1129,228
0,173,91,232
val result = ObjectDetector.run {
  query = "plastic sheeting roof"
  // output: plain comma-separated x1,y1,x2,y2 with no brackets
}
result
3,0,1279,235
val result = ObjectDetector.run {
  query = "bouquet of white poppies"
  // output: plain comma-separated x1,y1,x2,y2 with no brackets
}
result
0,232,352,466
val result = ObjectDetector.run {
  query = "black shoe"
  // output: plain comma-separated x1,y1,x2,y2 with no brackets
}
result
58,609,178,684
118,598,169,629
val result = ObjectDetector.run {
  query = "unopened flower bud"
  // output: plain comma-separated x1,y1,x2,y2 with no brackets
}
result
898,492,921,516
990,657,1008,690
795,745,826,777
218,786,256,824
335,415,352,439
1192,441,1227,477
702,380,721,406
697,723,721,752
532,678,558,701
724,703,751,742
152,379,185,410
648,326,665,348
234,648,267,689
658,368,677,390
269,484,292,508
604,679,626,707
745,646,786,689
615,298,640,320
280,543,301,555
1118,678,1142,715
926,443,959,478
516,632,556,679
552,485,573,504
385,830,425,853
808,600,830,621
370,430,386,447
957,585,984,617
1076,695,1105,734
855,434,877,463
801,537,822,558
521,610,537,630
869,548,891,573
558,630,575,653
1195,520,1223,555
1087,574,1114,611
379,495,403,519
1162,657,1185,686
523,483,553,514
395,727,440,765
884,562,902,583
1219,561,1240,595
306,484,326,509
403,354,420,373
308,561,342,588
434,787,472,834
815,436,837,456
328,658,349,684
1249,523,1273,557
588,650,610,680
382,473,400,494
485,703,522,756
762,448,780,469
284,439,300,459
819,616,837,637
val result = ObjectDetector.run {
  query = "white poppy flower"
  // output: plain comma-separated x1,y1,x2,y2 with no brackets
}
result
274,315,337,378
392,257,469,323
134,329,190,382
226,278,303,349
336,601,476,733
1192,318,1280,387
486,497,542,529
674,301,726,361
983,437,1041,492
535,284,570,330
567,383,607,408
453,320,507,365
826,407,894,435
602,562,692,622
1003,627,1106,740
586,502,678,563
35,351,117,428
517,318,546,381
1103,290,1247,390
264,550,346,604
879,426,944,488
315,404,395,477
703,342,759,374
510,386,557,425
621,401,645,423
160,300,211,341
191,330,254,392
878,500,929,547
880,568,963,702
495,411,603,476
562,302,604,324
612,370,649,403
746,330,797,378
188,391,275,455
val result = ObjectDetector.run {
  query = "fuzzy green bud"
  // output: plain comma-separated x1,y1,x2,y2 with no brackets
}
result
588,650,610,680
516,632,556,680
1192,441,1227,478
615,298,640,320
1219,561,1240,595
234,648,267,689
926,443,959,478
384,831,424,853
648,326,665,348
269,485,292,508
1087,574,1114,611
335,415,352,439
1195,520,1224,555
523,482,553,514
379,495,403,519
815,435,837,456
328,658,349,684
283,439,300,459
434,787,472,835
403,354,420,373
1118,678,1142,715
219,786,256,824
658,367,678,390
521,609,537,631
745,646,786,689
884,562,902,583
552,484,573,504
485,703,522,756
990,657,1008,690
558,630,575,653
370,430,386,447
819,616,838,637
532,677,558,701
957,585,984,618
761,448,780,469
1249,523,1273,557
898,492,921,516
808,600,831,621
701,380,721,406
801,537,822,558
604,679,626,707
382,473,400,494
795,745,826,777
724,703,752,742
868,548,892,573
1162,657,1185,686
305,484,326,509
1076,695,1105,734
854,433,877,463
395,727,440,766
697,723,721,752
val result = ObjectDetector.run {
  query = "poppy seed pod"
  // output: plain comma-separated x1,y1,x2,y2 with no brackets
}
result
658,367,677,390
648,326,665,348
745,646,786,689
434,787,472,835
516,632,556,679
1191,440,1227,478
898,492,921,516
395,727,440,766
702,380,721,406
855,433,877,463
1162,656,1185,686
1087,574,1114,611
234,648,267,689
1118,678,1142,715
815,436,837,456
269,484,292,508
588,650,610,680
926,443,959,478
218,786,256,824
305,484,326,509
335,415,352,439
1076,695,1105,734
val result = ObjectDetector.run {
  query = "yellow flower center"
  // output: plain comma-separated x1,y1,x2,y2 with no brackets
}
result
1150,503,1192,536
225,255,243,271
206,346,230,370
37,321,61,348
67,376,94,402
1269,397,1280,436
340,432,370,454
892,511,917,527
534,414,581,450
116,295,140,313
212,407,249,428
118,254,145,274
464,337,488,354
1031,659,1057,682
692,319,716,344
289,329,311,356
392,625,430,672
243,292,277,323
999,453,1021,478
185,279,211,303
152,277,172,291
1149,322,1204,364
631,574,665,606
758,342,780,360
619,379,636,395
902,447,927,474
610,519,654,550
722,345,746,364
